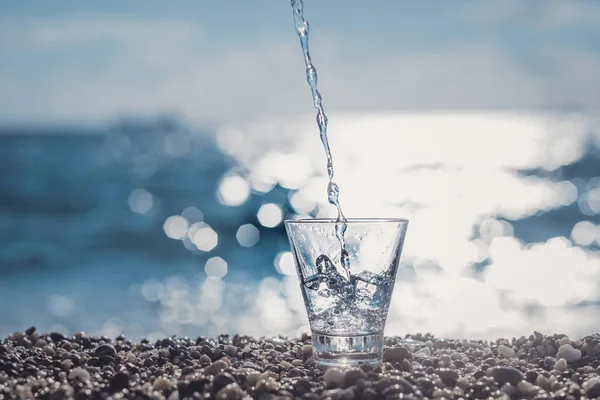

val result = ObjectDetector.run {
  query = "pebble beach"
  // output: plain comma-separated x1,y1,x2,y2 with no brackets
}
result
2,329,600,399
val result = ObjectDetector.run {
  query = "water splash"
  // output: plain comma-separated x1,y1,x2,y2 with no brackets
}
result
291,0,350,271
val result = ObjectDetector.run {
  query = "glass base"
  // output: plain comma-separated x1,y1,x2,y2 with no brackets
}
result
311,331,383,366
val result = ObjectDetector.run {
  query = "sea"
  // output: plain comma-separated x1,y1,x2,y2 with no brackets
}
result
1,112,599,341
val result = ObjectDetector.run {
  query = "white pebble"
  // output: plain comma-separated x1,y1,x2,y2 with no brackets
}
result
554,358,567,372
517,381,533,393
323,368,345,387
416,347,432,357
556,344,581,363
167,391,180,400
498,345,515,358
583,378,600,391
152,378,171,391
557,336,570,347
68,367,90,381
450,352,462,360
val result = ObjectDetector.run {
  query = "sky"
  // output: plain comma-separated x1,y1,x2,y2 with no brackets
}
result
1,0,600,125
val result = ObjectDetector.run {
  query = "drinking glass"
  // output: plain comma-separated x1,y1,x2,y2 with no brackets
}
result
285,218,409,366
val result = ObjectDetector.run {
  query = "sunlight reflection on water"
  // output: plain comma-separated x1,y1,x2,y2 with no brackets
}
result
36,111,600,341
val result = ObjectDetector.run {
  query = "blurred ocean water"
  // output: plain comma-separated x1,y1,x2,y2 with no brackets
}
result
1,111,599,340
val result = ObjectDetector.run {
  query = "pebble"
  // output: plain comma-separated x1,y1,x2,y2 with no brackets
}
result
491,367,524,385
213,372,236,392
95,344,117,358
416,347,432,357
556,343,582,363
204,360,227,375
302,344,313,357
498,345,516,358
0,330,599,399
68,367,90,381
323,367,345,387
383,346,411,362
199,354,212,365
110,371,130,390
216,383,243,400
224,344,238,357
554,358,567,371
256,378,280,392
152,377,171,391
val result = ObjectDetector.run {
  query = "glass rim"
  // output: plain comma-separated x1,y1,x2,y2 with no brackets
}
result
284,217,409,225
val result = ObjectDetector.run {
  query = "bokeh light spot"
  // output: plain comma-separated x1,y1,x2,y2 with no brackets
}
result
217,174,250,207
236,224,260,247
257,203,284,228
193,226,218,251
48,295,76,317
128,188,154,214
571,221,597,246
141,279,164,302
163,215,189,240
205,257,228,279
274,251,296,276
181,206,204,222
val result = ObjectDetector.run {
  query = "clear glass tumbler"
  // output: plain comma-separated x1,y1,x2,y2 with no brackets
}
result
285,218,409,366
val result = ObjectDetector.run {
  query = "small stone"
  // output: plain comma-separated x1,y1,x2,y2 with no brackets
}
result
68,367,91,381
557,336,570,347
213,372,236,392
43,346,55,356
246,372,261,387
95,344,117,358
554,358,567,372
204,360,227,375
324,368,345,387
439,354,452,366
25,326,36,336
491,367,524,385
344,369,367,388
535,375,550,390
416,347,431,357
11,332,25,341
292,359,303,367
586,382,600,398
152,377,171,391
498,345,515,358
216,383,243,400
556,344,581,363
437,368,459,384
280,360,293,370
384,346,411,362
361,388,377,400
61,360,73,371
224,345,238,357
50,332,66,343
35,339,47,348
199,354,212,365
110,371,130,390
450,352,462,360
544,356,557,366
167,391,180,400
256,378,280,392
517,380,533,394
302,345,313,357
